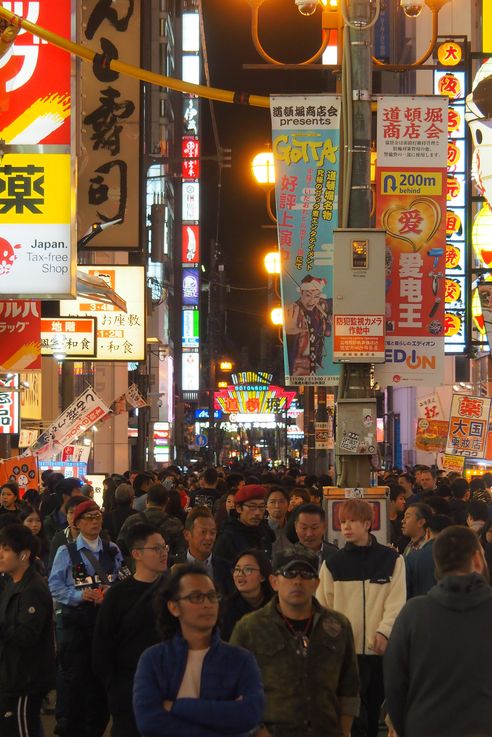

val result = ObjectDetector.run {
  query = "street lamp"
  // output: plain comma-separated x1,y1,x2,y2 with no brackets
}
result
270,307,283,325
264,251,280,275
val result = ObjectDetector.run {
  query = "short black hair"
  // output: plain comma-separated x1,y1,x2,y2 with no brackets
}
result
185,506,214,532
467,499,489,523
294,503,326,522
155,564,217,640
428,514,453,535
266,486,289,503
1,481,19,498
433,525,481,579
451,478,470,500
389,484,406,502
0,523,38,562
146,483,169,507
408,502,432,529
127,522,161,551
65,495,88,513
202,467,218,486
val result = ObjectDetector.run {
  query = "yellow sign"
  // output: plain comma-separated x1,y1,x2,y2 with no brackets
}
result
442,453,465,474
484,2,492,53
437,41,462,67
20,371,42,420
0,154,71,224
380,171,442,196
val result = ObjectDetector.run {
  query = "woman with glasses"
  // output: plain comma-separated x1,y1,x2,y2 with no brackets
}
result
220,549,273,641
133,563,265,737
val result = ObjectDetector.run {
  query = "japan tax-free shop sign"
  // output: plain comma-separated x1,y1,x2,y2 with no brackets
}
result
270,95,341,387
60,266,145,361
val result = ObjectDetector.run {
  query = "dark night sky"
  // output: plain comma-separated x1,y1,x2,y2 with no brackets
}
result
199,0,338,368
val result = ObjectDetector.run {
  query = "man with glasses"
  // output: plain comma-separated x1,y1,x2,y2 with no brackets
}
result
230,545,360,737
214,485,275,562
133,563,264,737
49,500,123,737
93,523,168,737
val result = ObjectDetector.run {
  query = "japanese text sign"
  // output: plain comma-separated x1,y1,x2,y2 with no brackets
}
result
0,152,74,297
41,317,97,358
0,300,40,370
29,385,110,458
270,94,341,386
78,0,141,249
446,394,491,458
376,96,448,387
333,315,384,361
0,375,19,434
417,393,443,420
60,266,145,361
0,0,71,145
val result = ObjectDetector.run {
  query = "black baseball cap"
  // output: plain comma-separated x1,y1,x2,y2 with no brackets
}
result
272,545,318,575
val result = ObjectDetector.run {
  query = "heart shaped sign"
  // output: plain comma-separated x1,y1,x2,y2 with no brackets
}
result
382,197,442,252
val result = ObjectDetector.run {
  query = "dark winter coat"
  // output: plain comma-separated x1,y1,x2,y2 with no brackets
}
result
213,517,275,562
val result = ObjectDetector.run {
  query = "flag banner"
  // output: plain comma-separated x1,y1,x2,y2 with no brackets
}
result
375,96,448,387
270,94,342,386
446,394,491,458
29,386,110,458
0,456,38,496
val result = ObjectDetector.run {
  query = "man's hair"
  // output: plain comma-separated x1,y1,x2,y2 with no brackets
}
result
266,486,289,503
294,503,325,523
56,478,83,498
420,468,436,479
428,514,453,535
425,495,451,516
146,483,169,507
0,523,38,563
64,495,87,513
185,505,214,532
467,499,489,523
1,481,19,497
289,487,310,504
133,473,153,496
415,464,431,472
408,502,432,529
225,473,244,491
338,499,373,524
127,522,160,551
450,478,470,500
433,525,481,579
202,467,218,486
389,484,406,502
398,472,415,485
115,483,134,505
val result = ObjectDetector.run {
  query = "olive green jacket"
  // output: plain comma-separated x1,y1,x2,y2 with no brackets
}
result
230,597,360,737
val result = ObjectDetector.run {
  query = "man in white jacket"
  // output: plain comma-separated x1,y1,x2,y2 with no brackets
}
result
316,498,406,737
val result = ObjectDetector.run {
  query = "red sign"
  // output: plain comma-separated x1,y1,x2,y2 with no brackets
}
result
0,300,41,371
0,0,71,144
0,455,38,496
182,225,200,263
182,158,200,179
182,137,199,158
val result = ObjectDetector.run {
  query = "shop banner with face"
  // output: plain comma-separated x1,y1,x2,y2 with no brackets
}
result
375,96,448,387
270,95,341,386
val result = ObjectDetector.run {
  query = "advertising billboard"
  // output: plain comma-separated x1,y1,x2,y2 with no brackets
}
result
0,300,40,370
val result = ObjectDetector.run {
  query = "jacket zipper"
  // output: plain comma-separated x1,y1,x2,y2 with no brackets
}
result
362,557,366,655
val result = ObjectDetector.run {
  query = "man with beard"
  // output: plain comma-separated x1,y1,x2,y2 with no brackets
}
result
214,485,274,562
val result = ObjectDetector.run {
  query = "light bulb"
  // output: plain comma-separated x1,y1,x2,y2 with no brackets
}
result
400,0,424,17
295,0,318,16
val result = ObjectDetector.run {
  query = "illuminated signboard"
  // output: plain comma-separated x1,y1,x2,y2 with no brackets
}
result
214,377,296,415
434,47,469,355
60,266,145,361
182,268,199,306
0,300,40,371
41,317,97,358
0,375,19,434
182,225,200,263
182,308,199,347
181,8,201,398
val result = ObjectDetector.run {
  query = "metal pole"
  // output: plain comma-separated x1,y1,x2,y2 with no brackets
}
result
337,0,373,487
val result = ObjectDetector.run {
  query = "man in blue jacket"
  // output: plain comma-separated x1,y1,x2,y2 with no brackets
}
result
133,563,264,737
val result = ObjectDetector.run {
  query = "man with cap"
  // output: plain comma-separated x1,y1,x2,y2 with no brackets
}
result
49,499,123,737
214,484,275,563
230,544,360,737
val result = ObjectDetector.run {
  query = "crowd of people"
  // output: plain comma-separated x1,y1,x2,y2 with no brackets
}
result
1,462,492,737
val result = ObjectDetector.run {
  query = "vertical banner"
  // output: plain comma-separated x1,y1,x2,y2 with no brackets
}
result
446,394,491,458
375,96,448,387
78,0,141,249
270,95,341,386
0,300,40,370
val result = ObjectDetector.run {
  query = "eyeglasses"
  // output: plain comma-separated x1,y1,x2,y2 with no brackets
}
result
174,591,221,604
242,504,266,512
135,544,169,554
233,566,260,576
277,568,317,580
80,513,102,521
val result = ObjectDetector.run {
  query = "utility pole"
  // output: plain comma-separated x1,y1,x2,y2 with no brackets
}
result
336,0,374,488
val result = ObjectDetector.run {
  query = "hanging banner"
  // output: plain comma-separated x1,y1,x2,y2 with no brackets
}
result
375,96,448,387
270,94,341,386
60,444,91,464
0,300,40,370
446,393,491,458
415,417,448,452
20,370,42,421
0,374,19,434
60,266,145,361
78,0,141,249
477,282,492,347
0,456,38,497
441,453,465,474
417,392,443,420
29,386,110,458
41,317,97,358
